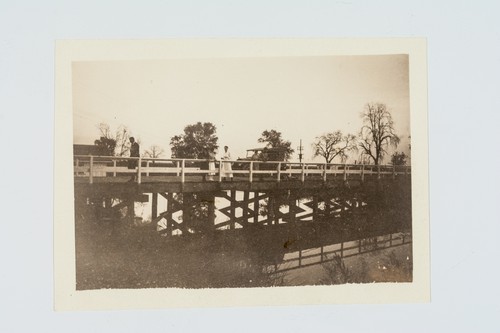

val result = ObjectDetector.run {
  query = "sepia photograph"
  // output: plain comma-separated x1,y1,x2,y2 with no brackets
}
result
55,39,429,309
4,0,500,331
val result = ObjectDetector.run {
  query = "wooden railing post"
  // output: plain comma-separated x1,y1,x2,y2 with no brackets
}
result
113,159,117,177
377,164,381,179
146,160,150,177
181,159,185,183
323,163,327,182
89,156,93,184
361,163,365,182
277,162,281,182
301,163,305,183
176,161,180,176
218,160,223,182
343,164,347,181
137,157,142,184
393,165,396,179
249,161,253,183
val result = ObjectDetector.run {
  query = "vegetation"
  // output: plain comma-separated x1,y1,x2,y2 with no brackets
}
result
93,102,407,165
258,129,294,161
143,145,165,159
170,122,219,159
312,130,357,163
94,123,133,157
358,103,400,165
93,136,116,156
390,151,408,166
321,248,412,285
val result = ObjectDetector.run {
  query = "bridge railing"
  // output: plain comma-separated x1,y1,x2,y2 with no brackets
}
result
74,155,411,184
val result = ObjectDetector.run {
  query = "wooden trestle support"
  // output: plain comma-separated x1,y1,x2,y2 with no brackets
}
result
136,188,366,236
74,176,411,238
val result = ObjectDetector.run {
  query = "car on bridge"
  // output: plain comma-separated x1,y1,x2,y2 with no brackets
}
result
233,147,288,171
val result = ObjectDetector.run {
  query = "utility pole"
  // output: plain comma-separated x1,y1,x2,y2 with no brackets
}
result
297,139,304,163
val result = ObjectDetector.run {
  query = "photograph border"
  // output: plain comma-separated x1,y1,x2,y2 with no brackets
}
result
54,38,429,310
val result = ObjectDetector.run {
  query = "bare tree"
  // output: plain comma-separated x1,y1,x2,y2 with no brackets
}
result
312,131,357,164
143,145,165,159
97,123,132,157
358,103,400,165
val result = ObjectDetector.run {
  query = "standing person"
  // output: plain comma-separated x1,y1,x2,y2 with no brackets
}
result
207,149,216,181
221,145,233,181
128,137,140,181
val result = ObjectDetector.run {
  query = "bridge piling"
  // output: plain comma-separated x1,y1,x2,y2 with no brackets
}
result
152,193,158,220
312,194,318,221
243,191,250,226
127,196,135,225
230,190,236,230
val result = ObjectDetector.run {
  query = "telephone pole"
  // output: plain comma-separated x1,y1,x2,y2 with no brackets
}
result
297,139,304,163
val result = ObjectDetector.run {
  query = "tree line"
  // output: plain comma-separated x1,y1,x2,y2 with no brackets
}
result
93,102,409,166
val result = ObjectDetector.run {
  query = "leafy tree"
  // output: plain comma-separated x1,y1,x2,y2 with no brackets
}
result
257,129,294,161
170,122,218,159
358,103,400,165
390,151,408,166
312,131,357,164
93,136,116,156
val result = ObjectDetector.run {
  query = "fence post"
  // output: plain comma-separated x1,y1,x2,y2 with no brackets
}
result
181,159,185,183
301,163,305,183
249,161,253,183
218,160,223,182
377,164,381,179
277,162,281,182
113,159,117,177
343,164,347,181
361,163,365,182
323,163,327,182
89,156,93,184
176,161,180,176
137,157,142,184
393,165,396,179
146,160,150,177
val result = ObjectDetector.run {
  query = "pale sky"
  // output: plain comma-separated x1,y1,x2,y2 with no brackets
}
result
73,55,410,163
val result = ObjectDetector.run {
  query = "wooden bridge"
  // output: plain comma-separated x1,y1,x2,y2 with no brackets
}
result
74,155,412,237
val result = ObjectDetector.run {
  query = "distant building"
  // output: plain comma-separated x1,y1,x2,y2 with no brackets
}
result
73,144,109,156
74,144,110,177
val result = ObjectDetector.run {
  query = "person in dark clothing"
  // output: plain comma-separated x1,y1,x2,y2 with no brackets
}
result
128,137,140,181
